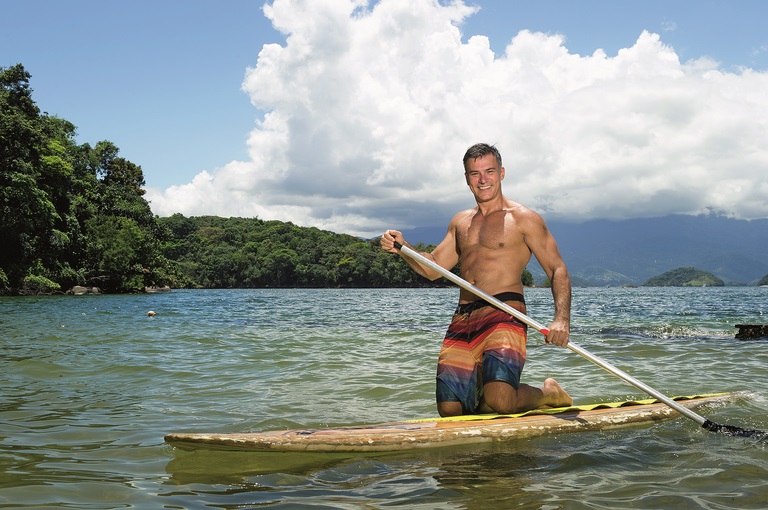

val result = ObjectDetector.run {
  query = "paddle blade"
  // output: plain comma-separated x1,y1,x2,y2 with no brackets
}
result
702,420,768,441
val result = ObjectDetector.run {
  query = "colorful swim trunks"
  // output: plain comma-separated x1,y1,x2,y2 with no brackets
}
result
435,292,528,414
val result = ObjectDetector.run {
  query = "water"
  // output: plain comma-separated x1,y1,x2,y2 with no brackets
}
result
1,287,766,509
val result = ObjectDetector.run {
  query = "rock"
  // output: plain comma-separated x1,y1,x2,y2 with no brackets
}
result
68,286,101,295
144,286,171,293
735,324,768,340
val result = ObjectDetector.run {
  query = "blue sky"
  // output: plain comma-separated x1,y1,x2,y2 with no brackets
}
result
3,0,768,235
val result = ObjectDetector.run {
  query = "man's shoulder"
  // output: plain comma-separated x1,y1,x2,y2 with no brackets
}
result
506,201,543,222
449,207,478,224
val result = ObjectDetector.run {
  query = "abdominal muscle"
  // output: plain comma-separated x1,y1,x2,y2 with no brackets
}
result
452,206,533,303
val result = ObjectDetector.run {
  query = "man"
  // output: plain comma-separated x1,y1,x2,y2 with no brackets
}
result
381,143,572,417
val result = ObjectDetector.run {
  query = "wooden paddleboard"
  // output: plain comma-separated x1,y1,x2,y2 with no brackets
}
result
165,394,732,452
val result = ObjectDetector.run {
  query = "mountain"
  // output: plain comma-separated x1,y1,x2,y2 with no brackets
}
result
642,267,725,287
400,215,768,286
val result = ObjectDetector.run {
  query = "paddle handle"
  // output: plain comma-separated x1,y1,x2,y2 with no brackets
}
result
393,242,708,426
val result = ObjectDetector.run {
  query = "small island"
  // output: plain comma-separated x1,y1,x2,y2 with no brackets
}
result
642,267,725,287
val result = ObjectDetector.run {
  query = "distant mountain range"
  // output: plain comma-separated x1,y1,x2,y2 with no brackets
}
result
400,215,768,286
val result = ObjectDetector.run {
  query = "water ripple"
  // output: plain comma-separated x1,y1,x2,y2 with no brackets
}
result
1,288,767,508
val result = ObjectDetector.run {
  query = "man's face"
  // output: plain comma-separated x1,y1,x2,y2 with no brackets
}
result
464,154,505,203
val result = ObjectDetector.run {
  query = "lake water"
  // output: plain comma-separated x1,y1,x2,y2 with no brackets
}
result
1,287,766,509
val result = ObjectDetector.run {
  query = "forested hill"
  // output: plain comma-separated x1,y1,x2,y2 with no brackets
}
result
0,64,441,293
641,267,725,287
0,63,435,293
156,214,440,288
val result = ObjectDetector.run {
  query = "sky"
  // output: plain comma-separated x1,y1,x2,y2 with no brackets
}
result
3,0,768,237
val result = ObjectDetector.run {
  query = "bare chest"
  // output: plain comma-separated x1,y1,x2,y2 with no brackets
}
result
457,210,523,252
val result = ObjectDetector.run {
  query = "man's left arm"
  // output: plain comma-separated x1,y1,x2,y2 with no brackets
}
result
546,263,571,346
522,213,572,346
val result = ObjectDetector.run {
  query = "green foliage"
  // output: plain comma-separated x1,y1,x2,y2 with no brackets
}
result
521,268,534,287
0,64,176,294
642,267,725,287
21,259,61,293
155,215,441,288
0,268,9,290
758,274,768,286
22,274,60,293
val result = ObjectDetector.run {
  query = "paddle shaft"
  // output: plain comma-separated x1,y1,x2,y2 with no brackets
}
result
393,242,711,426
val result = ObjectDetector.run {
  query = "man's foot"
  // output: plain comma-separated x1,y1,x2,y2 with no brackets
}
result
543,378,573,408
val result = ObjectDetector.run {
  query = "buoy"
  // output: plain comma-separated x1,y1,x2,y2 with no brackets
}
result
147,310,157,317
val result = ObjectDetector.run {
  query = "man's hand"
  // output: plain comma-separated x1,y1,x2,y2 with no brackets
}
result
545,317,570,347
380,230,404,253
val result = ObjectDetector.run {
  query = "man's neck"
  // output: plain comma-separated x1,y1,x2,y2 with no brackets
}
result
475,195,507,216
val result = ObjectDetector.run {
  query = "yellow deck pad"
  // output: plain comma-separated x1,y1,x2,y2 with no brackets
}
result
406,393,730,423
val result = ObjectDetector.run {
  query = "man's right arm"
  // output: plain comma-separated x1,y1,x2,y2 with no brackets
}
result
381,224,460,281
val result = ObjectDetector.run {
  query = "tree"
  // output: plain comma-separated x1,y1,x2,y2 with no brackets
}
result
0,64,176,293
109,157,145,192
521,268,534,287
0,64,58,285
85,216,145,290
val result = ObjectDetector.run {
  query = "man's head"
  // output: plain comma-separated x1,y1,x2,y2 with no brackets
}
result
462,143,505,204
463,143,502,173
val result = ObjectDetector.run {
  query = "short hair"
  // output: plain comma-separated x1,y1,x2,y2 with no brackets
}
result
463,143,502,171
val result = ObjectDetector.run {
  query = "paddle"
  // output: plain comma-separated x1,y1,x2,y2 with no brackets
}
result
393,241,767,440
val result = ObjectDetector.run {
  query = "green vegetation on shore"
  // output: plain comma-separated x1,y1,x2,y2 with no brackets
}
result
156,214,444,288
642,267,725,287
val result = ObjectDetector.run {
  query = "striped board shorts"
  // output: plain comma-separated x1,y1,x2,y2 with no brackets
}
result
436,292,528,414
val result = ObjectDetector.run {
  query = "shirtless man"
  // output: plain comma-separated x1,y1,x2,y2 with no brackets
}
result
381,143,573,416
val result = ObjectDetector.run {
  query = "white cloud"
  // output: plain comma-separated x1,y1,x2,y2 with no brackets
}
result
146,0,768,237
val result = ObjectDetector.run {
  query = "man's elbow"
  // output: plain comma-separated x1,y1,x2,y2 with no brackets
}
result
549,266,571,285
